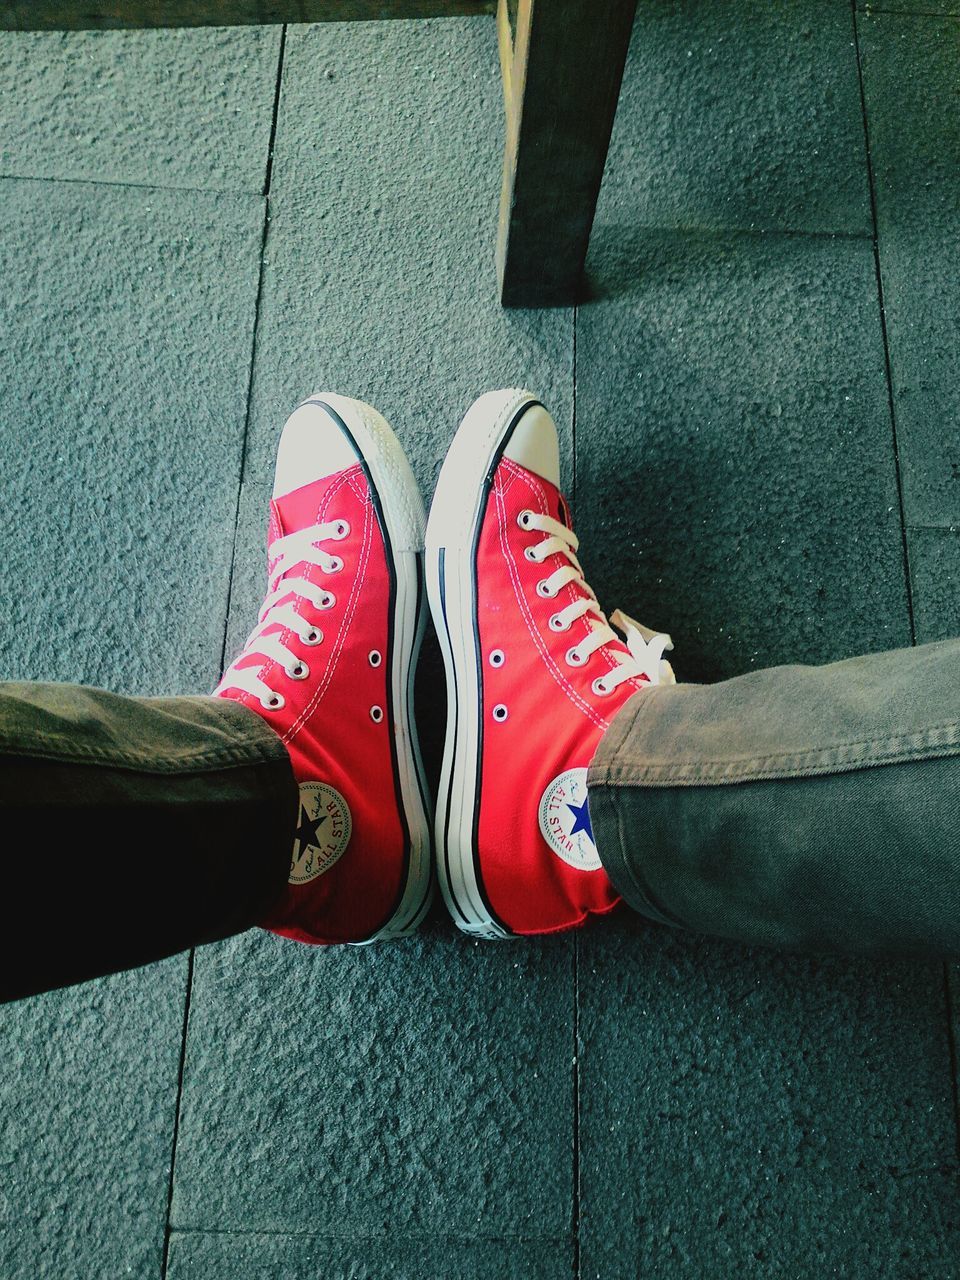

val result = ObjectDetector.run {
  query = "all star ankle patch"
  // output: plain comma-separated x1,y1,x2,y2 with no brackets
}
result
289,781,352,884
538,768,602,872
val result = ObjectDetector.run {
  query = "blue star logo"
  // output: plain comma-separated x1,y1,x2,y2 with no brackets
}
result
567,798,594,845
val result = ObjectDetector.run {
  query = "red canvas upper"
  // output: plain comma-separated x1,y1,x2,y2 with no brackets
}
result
475,457,658,935
216,463,407,944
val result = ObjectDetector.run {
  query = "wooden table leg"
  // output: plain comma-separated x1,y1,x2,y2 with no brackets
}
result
496,0,638,307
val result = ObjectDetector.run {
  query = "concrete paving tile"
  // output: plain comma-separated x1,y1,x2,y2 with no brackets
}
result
598,0,872,237
172,926,573,1239
0,959,188,1280
578,920,960,1279
575,227,911,682
0,178,265,694
908,526,960,644
167,1230,568,1279
860,14,960,528
0,26,281,191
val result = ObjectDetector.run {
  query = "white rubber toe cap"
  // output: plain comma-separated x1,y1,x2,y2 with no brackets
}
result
502,402,561,487
273,397,361,499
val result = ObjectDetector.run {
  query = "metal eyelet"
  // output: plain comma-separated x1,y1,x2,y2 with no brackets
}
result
566,646,586,667
332,519,350,540
524,546,539,562
489,649,505,668
536,580,555,598
517,510,534,529
286,661,310,681
592,677,611,697
368,650,382,667
302,628,323,646
319,591,336,609
262,692,285,710
370,705,384,723
492,703,509,722
549,614,570,632
327,556,344,573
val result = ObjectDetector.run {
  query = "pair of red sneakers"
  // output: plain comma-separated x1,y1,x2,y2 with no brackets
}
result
215,391,674,943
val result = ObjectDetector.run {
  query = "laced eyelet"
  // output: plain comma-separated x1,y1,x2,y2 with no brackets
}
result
368,650,382,668
549,614,570,632
565,646,586,667
262,692,285,711
370,705,384,723
524,546,539,563
536,580,555,598
302,628,323,646
492,703,509,722
319,591,336,610
489,649,505,667
327,556,344,573
286,661,309,681
517,510,534,529
332,520,350,540
592,677,611,697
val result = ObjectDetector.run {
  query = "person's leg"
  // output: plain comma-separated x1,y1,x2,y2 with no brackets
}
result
588,639,960,958
4,392,434,1001
1,681,297,1002
425,389,960,958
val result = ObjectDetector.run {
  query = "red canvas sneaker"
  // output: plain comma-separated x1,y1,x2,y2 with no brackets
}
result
425,389,675,939
215,394,432,944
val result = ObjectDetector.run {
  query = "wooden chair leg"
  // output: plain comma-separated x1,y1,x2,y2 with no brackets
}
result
496,0,638,307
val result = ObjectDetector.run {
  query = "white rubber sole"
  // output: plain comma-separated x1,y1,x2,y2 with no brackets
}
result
302,394,433,943
425,389,542,940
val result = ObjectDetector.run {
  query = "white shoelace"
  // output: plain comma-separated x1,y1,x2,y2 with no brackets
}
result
519,509,675,693
217,519,349,710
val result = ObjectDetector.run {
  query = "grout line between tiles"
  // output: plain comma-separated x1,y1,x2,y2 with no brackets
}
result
0,170,265,198
217,23,288,681
851,2,917,647
160,949,195,1279
853,0,960,1188
161,26,288,1280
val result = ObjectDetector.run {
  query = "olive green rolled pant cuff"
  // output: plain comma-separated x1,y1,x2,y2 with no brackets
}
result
0,683,299,1002
587,639,960,958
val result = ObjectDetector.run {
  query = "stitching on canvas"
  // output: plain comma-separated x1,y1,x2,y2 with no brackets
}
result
283,479,374,746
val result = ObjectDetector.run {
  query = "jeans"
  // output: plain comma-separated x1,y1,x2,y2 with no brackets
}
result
589,639,960,958
0,683,297,1002
3,637,959,1001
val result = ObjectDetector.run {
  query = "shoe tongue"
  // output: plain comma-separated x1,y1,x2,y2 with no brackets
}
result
557,489,574,529
520,470,629,656
271,464,364,537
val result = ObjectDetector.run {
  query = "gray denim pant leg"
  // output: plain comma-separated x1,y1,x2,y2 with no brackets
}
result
588,639,960,958
0,683,298,1001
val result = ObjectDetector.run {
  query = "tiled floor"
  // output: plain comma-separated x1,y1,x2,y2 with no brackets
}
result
1,5,958,1277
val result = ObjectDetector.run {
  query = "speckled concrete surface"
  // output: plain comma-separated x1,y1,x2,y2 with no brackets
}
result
173,928,573,1239
166,1229,570,1279
0,7,957,1279
860,13,960,530
576,226,911,682
0,179,264,696
579,922,960,1279
0,26,281,191
0,962,189,1280
605,0,872,237
910,528,960,644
